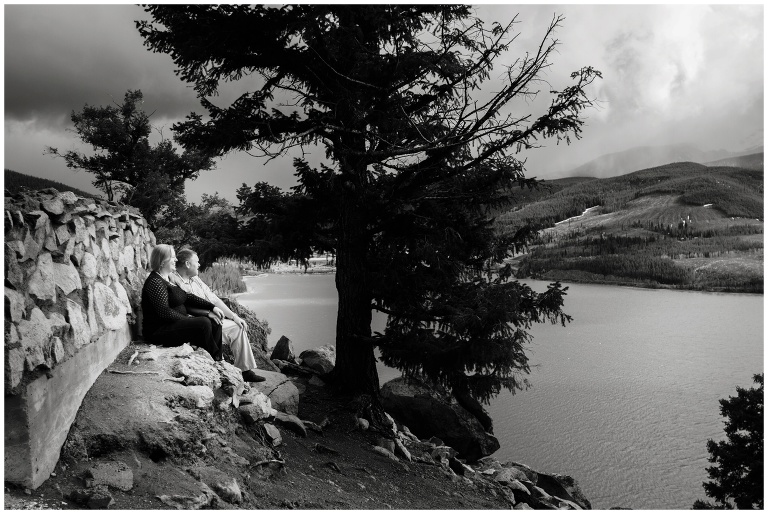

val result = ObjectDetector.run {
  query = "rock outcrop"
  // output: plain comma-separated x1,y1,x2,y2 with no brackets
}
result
8,332,593,510
366,410,591,510
473,458,592,510
380,376,500,462
57,342,310,508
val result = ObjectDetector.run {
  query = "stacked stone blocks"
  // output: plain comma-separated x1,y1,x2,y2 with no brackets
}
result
4,188,154,488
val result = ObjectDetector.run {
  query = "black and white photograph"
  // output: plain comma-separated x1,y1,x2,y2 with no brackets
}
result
4,4,763,510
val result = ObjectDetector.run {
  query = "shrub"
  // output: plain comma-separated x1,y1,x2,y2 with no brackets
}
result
693,374,764,509
199,259,247,296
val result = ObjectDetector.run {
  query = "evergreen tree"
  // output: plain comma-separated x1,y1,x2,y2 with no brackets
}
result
46,90,215,224
693,374,764,510
155,193,242,269
137,5,599,403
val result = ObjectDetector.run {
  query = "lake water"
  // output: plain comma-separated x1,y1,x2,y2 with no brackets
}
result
238,274,763,509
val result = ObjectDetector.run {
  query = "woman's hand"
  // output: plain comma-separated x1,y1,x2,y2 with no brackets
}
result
207,308,223,325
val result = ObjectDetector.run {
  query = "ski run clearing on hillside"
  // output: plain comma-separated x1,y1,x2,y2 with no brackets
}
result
555,206,601,226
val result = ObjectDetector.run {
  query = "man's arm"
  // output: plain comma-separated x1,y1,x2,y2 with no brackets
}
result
193,277,247,329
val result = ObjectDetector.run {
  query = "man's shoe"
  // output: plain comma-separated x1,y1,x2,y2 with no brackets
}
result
242,370,266,383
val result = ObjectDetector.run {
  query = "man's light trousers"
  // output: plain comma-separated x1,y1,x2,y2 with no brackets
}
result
222,319,258,371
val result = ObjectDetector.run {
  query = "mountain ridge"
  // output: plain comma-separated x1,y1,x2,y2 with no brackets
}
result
564,143,763,179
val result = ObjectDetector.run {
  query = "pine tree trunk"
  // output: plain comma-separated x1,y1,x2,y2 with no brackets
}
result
332,188,380,396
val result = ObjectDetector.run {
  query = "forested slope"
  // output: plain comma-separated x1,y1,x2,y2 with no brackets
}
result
5,169,100,199
500,162,764,293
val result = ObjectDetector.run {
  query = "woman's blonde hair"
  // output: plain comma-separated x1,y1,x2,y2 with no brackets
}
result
149,244,175,272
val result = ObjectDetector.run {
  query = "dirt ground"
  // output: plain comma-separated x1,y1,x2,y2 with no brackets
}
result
4,346,512,510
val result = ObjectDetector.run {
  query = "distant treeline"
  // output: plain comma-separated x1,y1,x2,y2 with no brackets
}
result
521,253,694,285
518,232,763,293
527,232,762,262
4,169,100,199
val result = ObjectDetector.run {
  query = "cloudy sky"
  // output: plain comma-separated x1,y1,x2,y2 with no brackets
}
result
4,4,764,204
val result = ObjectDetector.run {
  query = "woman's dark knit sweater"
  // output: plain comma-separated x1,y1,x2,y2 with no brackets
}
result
141,270,215,337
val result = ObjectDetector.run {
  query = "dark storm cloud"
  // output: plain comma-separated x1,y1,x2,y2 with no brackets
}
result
4,4,199,127
4,4,763,202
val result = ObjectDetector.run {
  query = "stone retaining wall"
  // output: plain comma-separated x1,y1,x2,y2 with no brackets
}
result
4,188,153,488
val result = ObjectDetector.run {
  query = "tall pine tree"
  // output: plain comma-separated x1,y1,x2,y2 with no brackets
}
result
138,5,600,404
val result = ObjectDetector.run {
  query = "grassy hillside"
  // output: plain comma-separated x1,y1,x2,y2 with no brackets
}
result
500,162,764,293
4,168,101,199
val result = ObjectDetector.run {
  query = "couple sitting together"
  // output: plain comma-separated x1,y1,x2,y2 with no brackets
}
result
141,244,265,383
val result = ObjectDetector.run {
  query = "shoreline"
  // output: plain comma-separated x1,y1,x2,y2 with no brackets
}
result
241,266,761,295
520,271,763,295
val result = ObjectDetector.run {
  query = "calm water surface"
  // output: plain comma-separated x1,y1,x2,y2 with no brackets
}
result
238,274,763,509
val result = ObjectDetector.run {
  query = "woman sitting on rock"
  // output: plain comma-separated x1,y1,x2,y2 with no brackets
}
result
141,244,225,360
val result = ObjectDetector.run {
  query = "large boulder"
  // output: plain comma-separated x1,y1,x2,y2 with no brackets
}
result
380,377,499,462
245,369,300,416
270,335,295,362
298,345,335,375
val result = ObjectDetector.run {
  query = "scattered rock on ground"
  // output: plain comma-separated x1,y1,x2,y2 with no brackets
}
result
263,423,282,447
84,460,134,491
308,375,325,387
274,411,307,437
66,485,114,509
271,358,315,377
239,396,275,424
192,465,243,505
372,446,399,462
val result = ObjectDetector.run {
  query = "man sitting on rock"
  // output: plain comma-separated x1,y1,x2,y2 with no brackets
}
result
170,248,265,383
